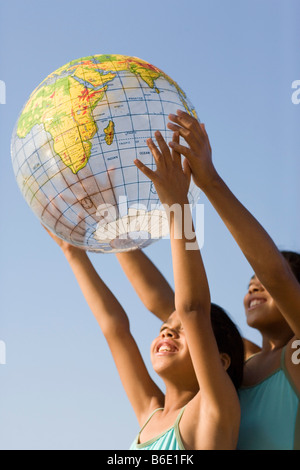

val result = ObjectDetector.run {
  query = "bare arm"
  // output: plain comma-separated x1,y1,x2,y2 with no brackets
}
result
44,228,164,424
201,176,300,339
135,133,240,438
168,110,300,339
116,250,174,321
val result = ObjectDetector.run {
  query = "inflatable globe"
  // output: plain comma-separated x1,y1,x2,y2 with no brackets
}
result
11,54,200,252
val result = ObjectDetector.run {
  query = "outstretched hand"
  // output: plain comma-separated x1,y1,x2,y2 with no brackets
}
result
42,224,82,256
134,131,191,206
167,110,218,190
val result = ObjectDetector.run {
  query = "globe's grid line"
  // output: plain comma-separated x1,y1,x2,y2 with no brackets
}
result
12,55,200,251
15,109,185,237
28,124,102,242
134,72,159,235
34,146,92,238
83,71,137,249
96,55,130,241
26,130,86,240
55,69,103,222
70,59,120,245
116,65,142,240
13,86,180,182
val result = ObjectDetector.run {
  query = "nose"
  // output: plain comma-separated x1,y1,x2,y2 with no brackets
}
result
161,327,178,339
248,281,265,295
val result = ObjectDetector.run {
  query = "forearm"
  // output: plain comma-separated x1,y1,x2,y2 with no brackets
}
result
116,250,174,321
202,174,290,289
169,200,210,314
167,111,290,289
64,248,129,335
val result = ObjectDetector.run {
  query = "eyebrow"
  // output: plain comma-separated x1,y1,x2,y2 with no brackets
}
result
160,324,168,333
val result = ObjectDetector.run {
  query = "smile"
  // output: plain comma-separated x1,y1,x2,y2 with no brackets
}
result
248,298,267,310
155,341,178,355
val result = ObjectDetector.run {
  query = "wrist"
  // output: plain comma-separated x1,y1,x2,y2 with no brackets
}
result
63,245,87,261
160,194,189,208
198,169,223,193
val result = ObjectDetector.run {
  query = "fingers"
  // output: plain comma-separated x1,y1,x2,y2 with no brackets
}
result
134,158,156,181
200,123,212,153
168,110,204,143
168,139,191,159
42,223,55,239
135,131,174,180
182,158,192,185
169,110,201,131
41,223,63,247
168,110,212,158
154,131,171,162
146,136,163,167
171,131,182,168
147,131,174,171
167,120,191,140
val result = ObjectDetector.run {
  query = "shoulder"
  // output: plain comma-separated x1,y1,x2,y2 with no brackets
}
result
243,338,262,361
179,390,241,450
138,397,165,429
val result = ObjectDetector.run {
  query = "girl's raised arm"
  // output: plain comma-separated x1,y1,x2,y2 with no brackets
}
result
116,250,174,321
44,228,164,425
168,111,300,340
135,133,240,447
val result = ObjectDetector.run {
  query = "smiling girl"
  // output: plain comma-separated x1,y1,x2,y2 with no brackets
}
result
166,110,300,450
45,131,244,450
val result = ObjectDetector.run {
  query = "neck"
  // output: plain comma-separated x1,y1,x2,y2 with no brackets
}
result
259,326,294,352
162,379,198,413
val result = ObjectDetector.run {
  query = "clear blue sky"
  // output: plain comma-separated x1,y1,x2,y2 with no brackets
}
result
0,0,299,450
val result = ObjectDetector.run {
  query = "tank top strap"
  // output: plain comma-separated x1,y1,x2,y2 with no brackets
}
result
173,406,187,450
280,345,287,371
174,405,187,427
139,408,164,434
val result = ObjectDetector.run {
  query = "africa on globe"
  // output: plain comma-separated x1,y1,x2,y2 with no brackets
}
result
11,54,200,252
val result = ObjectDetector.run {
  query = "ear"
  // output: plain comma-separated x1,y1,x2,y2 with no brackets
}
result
219,353,231,371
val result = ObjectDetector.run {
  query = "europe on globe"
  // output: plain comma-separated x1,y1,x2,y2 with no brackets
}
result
11,54,201,252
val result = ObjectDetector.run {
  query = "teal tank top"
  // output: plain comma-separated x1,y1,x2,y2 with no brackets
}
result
130,407,186,450
238,346,300,450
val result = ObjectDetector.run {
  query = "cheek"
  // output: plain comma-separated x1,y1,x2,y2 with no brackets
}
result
151,337,161,358
243,294,249,310
268,300,283,318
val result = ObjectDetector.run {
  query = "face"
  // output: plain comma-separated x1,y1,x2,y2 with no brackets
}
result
150,311,196,382
243,275,285,331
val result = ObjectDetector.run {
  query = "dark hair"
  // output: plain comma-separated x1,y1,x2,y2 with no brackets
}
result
281,250,300,284
210,303,244,390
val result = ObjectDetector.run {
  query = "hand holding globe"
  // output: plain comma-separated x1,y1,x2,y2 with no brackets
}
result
11,54,200,252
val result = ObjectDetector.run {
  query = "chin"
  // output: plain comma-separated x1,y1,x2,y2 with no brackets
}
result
246,309,281,331
152,357,175,375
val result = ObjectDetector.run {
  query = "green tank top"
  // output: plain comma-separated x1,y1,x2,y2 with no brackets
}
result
130,407,186,450
238,346,300,450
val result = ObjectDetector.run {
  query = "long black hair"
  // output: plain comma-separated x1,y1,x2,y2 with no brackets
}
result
210,303,244,390
281,250,300,283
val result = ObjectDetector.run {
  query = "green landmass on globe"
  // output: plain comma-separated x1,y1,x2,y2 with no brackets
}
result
17,54,197,174
11,53,200,252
